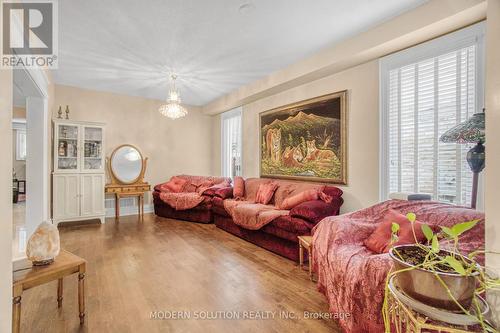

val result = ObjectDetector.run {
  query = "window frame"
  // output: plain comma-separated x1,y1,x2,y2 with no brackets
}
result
379,22,485,203
13,120,27,161
221,107,243,178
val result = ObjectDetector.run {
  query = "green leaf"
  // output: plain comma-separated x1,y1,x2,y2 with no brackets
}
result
441,226,456,239
431,235,440,253
391,222,400,234
421,224,434,242
451,220,479,237
406,213,416,223
445,256,466,275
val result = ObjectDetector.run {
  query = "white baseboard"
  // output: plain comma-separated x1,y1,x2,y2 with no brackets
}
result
105,197,153,217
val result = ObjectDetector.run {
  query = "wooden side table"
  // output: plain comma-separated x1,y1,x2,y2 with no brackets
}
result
105,183,151,219
12,250,87,333
298,235,314,281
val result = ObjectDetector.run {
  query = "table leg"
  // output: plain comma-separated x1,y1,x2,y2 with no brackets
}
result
57,278,63,308
309,246,313,281
141,194,144,216
299,243,303,269
12,294,21,333
115,194,120,220
78,266,86,325
138,195,141,217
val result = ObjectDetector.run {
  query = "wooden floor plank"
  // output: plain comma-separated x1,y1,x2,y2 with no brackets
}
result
18,213,340,333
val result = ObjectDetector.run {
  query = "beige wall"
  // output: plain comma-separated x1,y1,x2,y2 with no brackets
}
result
212,61,379,213
53,85,214,205
0,68,13,332
13,106,26,118
485,0,500,323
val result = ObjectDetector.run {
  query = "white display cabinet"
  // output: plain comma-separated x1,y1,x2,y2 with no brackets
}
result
52,120,106,224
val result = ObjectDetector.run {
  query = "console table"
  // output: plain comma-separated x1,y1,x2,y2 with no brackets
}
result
105,183,151,219
12,250,86,333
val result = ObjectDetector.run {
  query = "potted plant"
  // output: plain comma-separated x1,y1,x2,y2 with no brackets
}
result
382,213,500,332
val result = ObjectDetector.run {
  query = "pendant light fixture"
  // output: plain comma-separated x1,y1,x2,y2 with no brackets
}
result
159,74,188,119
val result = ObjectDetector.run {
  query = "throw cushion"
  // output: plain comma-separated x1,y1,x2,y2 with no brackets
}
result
322,186,343,199
280,189,319,210
290,199,340,224
364,209,427,254
196,180,215,194
319,191,333,203
202,180,231,196
233,176,245,198
160,176,188,193
214,187,233,199
255,182,278,205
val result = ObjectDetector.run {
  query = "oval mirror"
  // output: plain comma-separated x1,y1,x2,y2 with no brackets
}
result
110,145,143,184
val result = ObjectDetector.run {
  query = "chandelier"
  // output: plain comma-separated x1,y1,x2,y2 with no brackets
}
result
159,74,188,119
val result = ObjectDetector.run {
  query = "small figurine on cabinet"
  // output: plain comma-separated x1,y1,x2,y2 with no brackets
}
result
58,142,67,157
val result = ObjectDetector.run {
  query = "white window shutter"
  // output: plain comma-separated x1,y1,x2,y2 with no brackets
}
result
381,23,484,206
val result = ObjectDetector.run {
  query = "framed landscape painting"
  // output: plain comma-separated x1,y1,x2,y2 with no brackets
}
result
259,91,348,184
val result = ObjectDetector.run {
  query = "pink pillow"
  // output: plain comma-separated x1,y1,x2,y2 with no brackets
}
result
201,180,231,196
364,209,427,254
233,176,245,199
196,180,215,194
160,176,188,193
255,182,278,205
290,199,341,224
280,189,319,210
319,191,333,203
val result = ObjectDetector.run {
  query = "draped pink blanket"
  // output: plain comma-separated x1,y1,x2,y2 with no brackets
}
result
312,200,485,333
223,199,289,230
159,192,205,211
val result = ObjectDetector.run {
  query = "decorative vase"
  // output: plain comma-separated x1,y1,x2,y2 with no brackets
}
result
26,221,60,266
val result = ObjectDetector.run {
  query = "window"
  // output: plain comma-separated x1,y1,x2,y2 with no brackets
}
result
16,129,27,161
221,107,242,178
380,23,484,206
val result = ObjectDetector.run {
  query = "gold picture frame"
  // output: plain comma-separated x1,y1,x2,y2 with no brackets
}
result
259,91,348,184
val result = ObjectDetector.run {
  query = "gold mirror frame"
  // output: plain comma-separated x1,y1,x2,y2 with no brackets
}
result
107,144,148,185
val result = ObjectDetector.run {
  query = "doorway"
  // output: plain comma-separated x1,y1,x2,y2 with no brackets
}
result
12,67,49,260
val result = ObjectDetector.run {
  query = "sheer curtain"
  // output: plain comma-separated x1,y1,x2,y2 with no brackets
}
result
221,107,242,178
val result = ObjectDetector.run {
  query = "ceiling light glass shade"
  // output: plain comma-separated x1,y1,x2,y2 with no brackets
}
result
159,102,187,119
159,75,188,119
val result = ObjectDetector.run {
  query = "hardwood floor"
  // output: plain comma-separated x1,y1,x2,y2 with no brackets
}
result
18,213,340,333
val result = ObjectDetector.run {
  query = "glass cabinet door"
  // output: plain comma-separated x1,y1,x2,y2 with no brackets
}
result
83,126,103,171
56,124,79,171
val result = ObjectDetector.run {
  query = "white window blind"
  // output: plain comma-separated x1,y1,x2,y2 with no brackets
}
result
16,129,27,161
380,23,484,206
221,107,242,178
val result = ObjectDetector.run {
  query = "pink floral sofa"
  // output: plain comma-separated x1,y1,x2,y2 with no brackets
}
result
312,200,485,333
213,178,344,261
153,175,231,224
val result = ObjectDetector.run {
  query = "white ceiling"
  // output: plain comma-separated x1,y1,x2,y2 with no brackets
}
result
54,0,427,106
